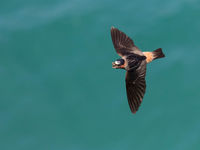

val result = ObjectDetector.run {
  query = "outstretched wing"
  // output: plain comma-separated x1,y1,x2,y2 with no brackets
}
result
125,61,147,113
111,27,143,56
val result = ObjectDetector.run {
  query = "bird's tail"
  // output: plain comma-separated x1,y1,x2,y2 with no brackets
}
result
143,48,165,63
152,48,165,60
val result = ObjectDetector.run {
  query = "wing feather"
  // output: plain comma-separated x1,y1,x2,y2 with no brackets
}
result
125,61,147,113
111,27,143,56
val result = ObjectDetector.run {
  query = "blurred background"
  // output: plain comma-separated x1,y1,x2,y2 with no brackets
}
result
1,0,200,149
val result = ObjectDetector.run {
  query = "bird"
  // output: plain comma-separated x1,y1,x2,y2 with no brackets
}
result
111,27,165,114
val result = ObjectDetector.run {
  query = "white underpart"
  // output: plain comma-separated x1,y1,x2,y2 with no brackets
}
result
115,61,121,65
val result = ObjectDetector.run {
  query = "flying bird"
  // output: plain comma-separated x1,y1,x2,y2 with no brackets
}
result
111,27,165,114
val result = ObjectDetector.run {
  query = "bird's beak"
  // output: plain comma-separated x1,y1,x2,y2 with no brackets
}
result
112,62,119,68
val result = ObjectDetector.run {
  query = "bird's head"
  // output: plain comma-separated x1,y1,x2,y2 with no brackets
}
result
112,58,125,69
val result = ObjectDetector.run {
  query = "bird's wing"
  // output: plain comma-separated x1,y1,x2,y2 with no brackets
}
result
111,27,143,56
125,61,146,113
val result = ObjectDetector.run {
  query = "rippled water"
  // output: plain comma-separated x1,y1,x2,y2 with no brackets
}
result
1,0,200,149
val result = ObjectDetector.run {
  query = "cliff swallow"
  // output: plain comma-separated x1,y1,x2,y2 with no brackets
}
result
111,27,165,114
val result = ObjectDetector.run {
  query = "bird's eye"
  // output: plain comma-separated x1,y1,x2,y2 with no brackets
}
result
115,61,121,65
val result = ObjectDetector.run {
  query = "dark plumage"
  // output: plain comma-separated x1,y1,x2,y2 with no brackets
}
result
111,27,165,114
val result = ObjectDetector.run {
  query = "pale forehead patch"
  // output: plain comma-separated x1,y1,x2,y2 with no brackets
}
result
115,61,121,65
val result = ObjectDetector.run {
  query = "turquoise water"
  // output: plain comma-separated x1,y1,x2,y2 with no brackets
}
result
1,0,200,149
